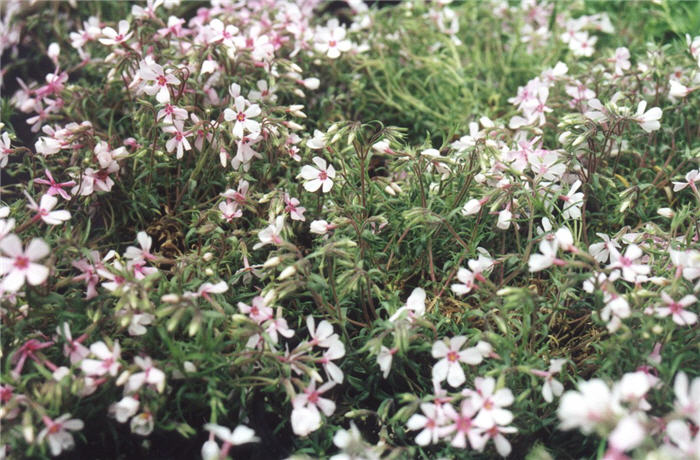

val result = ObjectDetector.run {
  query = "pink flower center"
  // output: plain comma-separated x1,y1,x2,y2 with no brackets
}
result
447,350,459,363
14,256,29,270
237,112,246,122
456,416,472,433
308,391,319,404
329,40,337,48
157,75,167,86
115,34,124,42
668,302,682,314
483,399,494,410
318,170,328,181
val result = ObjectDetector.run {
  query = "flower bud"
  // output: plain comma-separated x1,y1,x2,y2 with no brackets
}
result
278,265,297,280
656,207,674,218
202,252,213,262
264,256,282,268
205,268,214,276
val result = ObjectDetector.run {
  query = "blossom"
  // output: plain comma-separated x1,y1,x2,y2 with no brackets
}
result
607,244,650,282
310,219,335,235
57,322,89,364
33,169,75,200
0,235,50,292
377,346,396,379
389,287,426,322
406,403,445,446
432,336,483,387
38,414,84,456
219,200,242,222
204,424,260,455
111,396,140,423
125,356,166,394
442,399,486,449
81,340,121,377
471,377,514,428
291,404,321,437
672,169,700,193
284,193,306,221
558,378,616,433
99,20,132,46
306,129,326,149
655,292,698,326
477,423,518,457
137,57,180,103
633,100,662,132
223,96,262,139
291,380,336,436
560,180,584,220
331,422,381,460
125,231,156,262
531,358,566,402
315,19,352,59
130,412,154,436
163,120,192,159
451,254,493,295
254,215,285,249
300,156,336,193
674,371,700,425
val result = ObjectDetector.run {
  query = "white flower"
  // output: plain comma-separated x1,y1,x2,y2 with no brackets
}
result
471,377,514,428
608,415,646,452
669,80,690,99
254,216,285,249
0,235,50,292
310,219,334,235
291,405,321,437
315,20,352,59
561,180,584,220
674,371,700,425
111,396,139,423
99,20,133,46
633,100,662,132
377,346,396,379
300,157,336,193
125,356,166,394
432,336,483,387
558,379,616,433
607,244,650,282
389,287,426,322
130,412,154,436
307,129,326,149
204,423,260,446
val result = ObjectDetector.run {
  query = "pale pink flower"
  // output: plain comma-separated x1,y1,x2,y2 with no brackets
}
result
33,169,75,200
219,200,242,222
238,296,274,324
25,193,71,225
432,336,483,388
607,244,650,282
471,377,514,428
477,423,518,457
300,157,336,193
137,57,180,103
315,19,352,59
674,371,700,425
0,235,50,292
531,358,566,402
451,254,493,296
284,193,306,221
656,292,698,326
125,356,166,394
377,346,397,379
406,403,446,446
442,399,486,449
672,169,700,193
38,414,84,456
81,340,121,376
99,20,133,46
633,100,662,132
125,231,156,262
163,120,192,159
254,216,285,249
223,96,262,139
558,378,616,433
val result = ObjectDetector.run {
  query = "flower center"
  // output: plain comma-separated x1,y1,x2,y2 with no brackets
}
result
329,40,337,48
14,256,30,270
318,170,328,181
157,75,167,86
237,112,246,122
447,350,459,362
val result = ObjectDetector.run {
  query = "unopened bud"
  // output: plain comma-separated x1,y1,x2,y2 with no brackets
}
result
161,294,180,303
264,256,282,268
384,185,396,196
656,207,674,218
278,265,297,280
205,268,214,276
202,252,214,262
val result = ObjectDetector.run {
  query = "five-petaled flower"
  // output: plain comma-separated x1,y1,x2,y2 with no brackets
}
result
300,156,336,193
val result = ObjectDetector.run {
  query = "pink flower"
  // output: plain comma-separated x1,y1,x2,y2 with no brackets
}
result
38,414,84,456
451,254,493,296
125,356,166,394
284,193,306,221
125,231,156,262
300,157,336,193
223,96,262,139
57,322,89,365
137,57,180,104
531,358,566,402
442,399,487,449
163,119,192,159
655,292,698,326
471,377,514,428
607,244,650,282
33,169,75,200
406,403,446,446
431,336,483,388
81,340,121,377
0,234,50,292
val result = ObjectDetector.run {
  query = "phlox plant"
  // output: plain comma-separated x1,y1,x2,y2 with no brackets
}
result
1,0,699,459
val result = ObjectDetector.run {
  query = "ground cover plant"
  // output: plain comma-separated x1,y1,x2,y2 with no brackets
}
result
1,0,699,458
